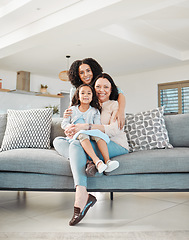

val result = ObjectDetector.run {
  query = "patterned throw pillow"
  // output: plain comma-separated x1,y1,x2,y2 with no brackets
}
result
124,107,173,152
0,108,53,151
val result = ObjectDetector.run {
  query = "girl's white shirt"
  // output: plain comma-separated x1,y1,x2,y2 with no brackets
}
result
61,105,101,130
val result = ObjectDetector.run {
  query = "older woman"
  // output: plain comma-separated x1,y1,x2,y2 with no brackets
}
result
53,73,129,226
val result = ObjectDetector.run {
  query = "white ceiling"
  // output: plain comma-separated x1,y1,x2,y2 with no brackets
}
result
0,0,189,79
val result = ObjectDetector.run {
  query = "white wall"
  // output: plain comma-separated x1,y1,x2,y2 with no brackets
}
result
0,69,16,90
0,69,72,114
0,92,60,114
115,63,189,114
1,64,189,115
0,69,71,94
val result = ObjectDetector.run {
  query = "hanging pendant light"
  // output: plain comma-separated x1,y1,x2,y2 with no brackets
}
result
59,55,70,81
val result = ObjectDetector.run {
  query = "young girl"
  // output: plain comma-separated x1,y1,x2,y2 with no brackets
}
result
61,83,119,175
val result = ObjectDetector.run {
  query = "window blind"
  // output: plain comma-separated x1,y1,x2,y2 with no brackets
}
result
158,80,189,115
182,87,189,114
160,88,178,114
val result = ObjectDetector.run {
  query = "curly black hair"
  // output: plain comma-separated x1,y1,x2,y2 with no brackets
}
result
91,73,119,101
71,84,102,112
68,58,103,88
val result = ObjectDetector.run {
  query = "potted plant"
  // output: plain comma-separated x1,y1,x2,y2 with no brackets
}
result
40,84,48,94
45,105,59,115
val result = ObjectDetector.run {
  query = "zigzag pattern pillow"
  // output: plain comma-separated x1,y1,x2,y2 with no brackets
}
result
1,108,53,151
124,107,173,152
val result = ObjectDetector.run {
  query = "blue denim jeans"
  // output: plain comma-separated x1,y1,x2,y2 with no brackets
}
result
53,137,128,188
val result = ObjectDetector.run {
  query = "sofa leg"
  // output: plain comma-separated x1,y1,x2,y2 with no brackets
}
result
110,192,113,200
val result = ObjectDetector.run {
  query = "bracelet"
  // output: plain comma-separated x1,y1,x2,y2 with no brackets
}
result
88,123,92,130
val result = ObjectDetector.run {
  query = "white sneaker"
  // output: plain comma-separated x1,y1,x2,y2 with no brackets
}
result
105,160,119,173
95,160,107,173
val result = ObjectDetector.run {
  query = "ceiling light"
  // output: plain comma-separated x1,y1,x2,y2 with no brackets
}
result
59,55,70,81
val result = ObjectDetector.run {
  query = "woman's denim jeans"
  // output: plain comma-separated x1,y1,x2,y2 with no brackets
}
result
53,137,128,188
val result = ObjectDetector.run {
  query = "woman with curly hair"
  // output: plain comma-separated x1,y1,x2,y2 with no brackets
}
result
66,57,126,129
68,58,103,102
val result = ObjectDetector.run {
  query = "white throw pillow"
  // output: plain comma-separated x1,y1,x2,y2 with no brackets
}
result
124,107,173,152
1,108,53,151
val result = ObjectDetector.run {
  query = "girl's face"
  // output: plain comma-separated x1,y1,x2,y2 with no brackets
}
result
79,64,93,84
79,86,93,104
94,78,112,103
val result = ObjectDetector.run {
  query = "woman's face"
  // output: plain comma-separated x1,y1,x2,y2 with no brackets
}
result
79,64,93,84
94,78,112,103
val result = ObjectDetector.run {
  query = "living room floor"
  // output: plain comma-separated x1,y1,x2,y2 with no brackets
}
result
0,191,188,233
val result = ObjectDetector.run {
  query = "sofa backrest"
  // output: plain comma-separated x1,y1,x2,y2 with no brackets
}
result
1,113,188,149
164,113,189,147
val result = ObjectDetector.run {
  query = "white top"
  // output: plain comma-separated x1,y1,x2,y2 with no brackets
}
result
61,105,101,130
100,100,129,150
69,86,76,105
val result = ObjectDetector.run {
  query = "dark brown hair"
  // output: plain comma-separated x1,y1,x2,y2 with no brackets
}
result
68,58,103,88
91,73,119,100
71,84,101,112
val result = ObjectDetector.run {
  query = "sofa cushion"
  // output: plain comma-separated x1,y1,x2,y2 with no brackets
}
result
1,108,53,151
0,148,72,176
107,147,189,176
164,114,189,147
0,147,188,177
125,107,173,152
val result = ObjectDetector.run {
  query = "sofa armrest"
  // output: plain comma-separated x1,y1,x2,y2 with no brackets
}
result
50,117,66,147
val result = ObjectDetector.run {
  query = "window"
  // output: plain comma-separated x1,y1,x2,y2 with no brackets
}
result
158,80,189,114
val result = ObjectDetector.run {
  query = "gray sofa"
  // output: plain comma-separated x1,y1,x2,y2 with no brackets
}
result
0,113,189,198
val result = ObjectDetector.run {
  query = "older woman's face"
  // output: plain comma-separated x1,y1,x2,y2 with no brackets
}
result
94,78,112,103
79,64,93,84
